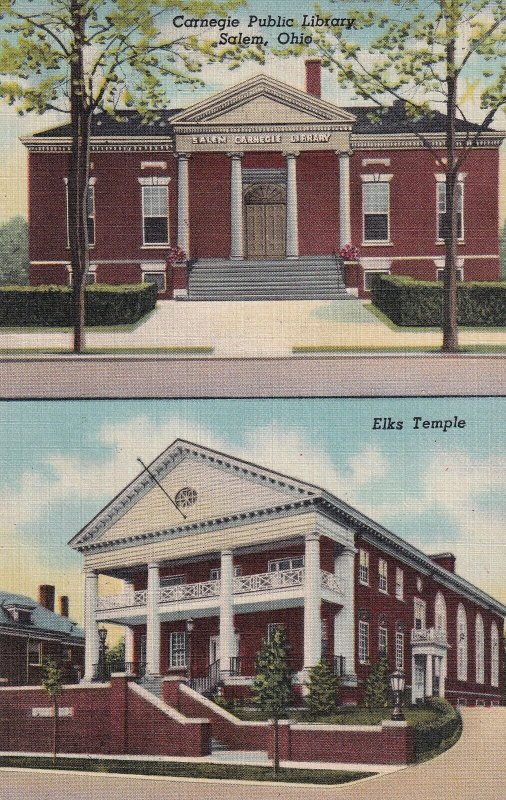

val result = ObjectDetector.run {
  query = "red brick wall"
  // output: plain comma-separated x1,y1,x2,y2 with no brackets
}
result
189,153,230,259
0,634,84,687
297,151,339,256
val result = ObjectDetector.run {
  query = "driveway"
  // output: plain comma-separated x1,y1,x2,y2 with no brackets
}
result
1,300,505,356
0,708,504,800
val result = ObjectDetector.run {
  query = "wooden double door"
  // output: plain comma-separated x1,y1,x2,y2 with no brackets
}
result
244,184,286,259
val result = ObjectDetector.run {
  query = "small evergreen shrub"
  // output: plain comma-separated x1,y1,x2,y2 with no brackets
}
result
304,660,340,717
363,657,390,709
371,275,506,326
0,283,157,327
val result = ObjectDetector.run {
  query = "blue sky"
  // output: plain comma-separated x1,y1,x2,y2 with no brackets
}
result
0,0,504,223
0,397,504,625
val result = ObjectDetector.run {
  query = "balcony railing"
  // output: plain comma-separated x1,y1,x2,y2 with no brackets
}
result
411,627,447,647
96,568,340,612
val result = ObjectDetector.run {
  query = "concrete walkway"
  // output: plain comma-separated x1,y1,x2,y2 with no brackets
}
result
1,300,505,356
0,708,504,799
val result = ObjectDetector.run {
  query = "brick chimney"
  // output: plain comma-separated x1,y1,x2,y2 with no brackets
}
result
429,553,456,573
305,59,321,98
58,595,69,617
38,584,55,612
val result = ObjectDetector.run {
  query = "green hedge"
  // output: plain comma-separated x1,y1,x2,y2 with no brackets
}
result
371,275,506,326
0,283,157,327
412,698,462,762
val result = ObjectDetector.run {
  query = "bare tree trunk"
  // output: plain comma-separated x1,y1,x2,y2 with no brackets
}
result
68,0,90,354
53,697,58,765
272,716,279,775
442,36,459,353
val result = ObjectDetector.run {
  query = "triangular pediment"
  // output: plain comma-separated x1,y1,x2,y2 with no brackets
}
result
170,75,355,127
70,440,319,551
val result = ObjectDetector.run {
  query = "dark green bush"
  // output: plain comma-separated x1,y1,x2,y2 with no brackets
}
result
411,697,462,761
371,275,506,326
0,283,157,327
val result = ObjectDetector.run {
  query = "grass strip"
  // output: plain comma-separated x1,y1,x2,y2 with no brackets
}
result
0,346,214,355
292,345,506,354
0,756,374,784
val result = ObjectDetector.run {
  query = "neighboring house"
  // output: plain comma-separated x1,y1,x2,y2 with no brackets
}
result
0,585,84,685
70,439,504,707
22,61,503,301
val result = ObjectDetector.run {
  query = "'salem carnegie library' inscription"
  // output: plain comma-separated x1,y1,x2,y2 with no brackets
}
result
190,132,332,145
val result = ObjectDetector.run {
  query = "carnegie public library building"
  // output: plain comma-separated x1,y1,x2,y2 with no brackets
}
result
22,61,504,300
70,439,504,708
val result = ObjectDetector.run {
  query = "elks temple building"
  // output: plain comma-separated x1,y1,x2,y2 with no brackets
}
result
22,61,504,301
70,440,504,707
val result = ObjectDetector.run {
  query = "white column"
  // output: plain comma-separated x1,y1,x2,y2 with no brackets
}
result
303,533,321,671
333,548,357,680
338,151,351,247
84,570,99,682
123,580,135,671
219,549,235,676
176,153,190,254
229,153,244,260
285,152,299,259
426,654,433,698
439,656,446,698
146,563,161,676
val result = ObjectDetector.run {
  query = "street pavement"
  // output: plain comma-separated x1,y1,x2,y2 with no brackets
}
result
0,708,504,800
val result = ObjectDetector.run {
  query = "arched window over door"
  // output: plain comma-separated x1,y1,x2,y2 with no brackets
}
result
491,622,499,687
457,604,467,681
435,591,447,636
475,613,484,684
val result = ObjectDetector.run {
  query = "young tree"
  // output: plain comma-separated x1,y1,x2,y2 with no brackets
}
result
305,659,340,718
0,0,252,352
252,625,293,775
0,216,29,284
281,0,505,352
105,635,125,673
41,658,64,764
363,657,390,709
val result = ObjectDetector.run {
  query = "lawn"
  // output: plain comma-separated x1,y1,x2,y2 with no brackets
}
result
0,756,374,784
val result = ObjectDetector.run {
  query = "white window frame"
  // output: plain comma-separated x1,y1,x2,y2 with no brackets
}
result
414,598,426,631
160,574,185,588
378,623,388,657
491,622,499,688
358,620,369,664
475,613,484,685
139,177,170,247
169,631,187,669
436,174,465,243
359,549,369,585
28,641,42,667
378,558,388,593
361,175,392,245
395,568,404,600
395,631,404,669
457,603,468,681
268,556,304,572
435,592,447,635
209,566,242,581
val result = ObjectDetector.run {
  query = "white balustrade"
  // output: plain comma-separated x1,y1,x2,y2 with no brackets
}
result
159,579,220,604
411,627,447,647
233,567,304,594
320,570,341,594
96,589,146,611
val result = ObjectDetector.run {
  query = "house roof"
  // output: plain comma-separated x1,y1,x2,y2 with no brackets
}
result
0,590,84,640
69,439,506,618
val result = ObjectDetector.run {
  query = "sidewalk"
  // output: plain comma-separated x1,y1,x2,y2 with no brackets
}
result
1,300,505,357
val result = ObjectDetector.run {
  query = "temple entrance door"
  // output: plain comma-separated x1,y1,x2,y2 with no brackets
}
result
244,185,286,258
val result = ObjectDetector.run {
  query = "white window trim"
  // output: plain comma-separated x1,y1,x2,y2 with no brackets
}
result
395,568,404,601
268,556,304,572
395,631,404,670
210,566,242,581
169,631,187,669
139,179,170,247
358,620,369,664
491,623,499,688
361,174,392,245
414,598,426,630
378,624,388,657
160,574,185,587
378,558,388,594
457,603,468,682
359,549,369,586
435,174,466,244
28,641,42,667
475,614,485,685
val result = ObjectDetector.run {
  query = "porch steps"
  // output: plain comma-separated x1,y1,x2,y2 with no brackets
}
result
188,255,351,301
139,674,163,699
210,736,230,752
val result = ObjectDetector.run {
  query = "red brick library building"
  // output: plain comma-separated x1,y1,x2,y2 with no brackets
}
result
71,439,504,708
22,62,504,301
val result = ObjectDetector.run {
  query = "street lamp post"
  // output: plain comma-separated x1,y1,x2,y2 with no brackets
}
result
97,626,108,682
186,618,194,681
389,669,406,721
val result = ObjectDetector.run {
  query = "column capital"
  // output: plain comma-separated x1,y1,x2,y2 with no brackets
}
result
221,548,234,558
85,569,98,578
336,149,353,157
174,152,191,160
227,151,244,159
147,561,160,571
305,532,320,542
282,150,300,159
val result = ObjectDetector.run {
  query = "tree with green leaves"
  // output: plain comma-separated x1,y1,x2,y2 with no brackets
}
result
105,635,125,672
363,657,390,709
0,0,256,352
252,625,293,775
41,657,64,764
280,0,505,352
0,216,29,285
304,659,340,718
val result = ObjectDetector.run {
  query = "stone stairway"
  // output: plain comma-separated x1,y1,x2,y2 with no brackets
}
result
139,673,163,699
188,255,351,300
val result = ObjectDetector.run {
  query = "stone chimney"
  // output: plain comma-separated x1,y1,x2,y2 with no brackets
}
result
58,595,69,617
38,584,55,612
305,59,321,98
429,553,456,573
